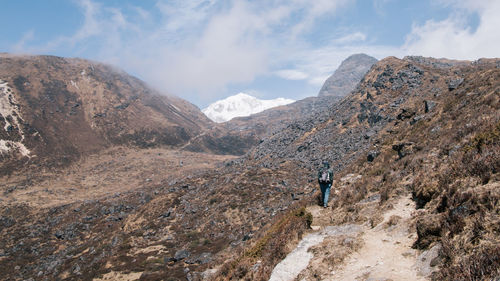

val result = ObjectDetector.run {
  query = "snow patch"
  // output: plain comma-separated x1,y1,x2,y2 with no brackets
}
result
170,104,181,112
80,70,91,82
0,80,23,132
0,139,30,157
0,79,31,157
202,93,295,123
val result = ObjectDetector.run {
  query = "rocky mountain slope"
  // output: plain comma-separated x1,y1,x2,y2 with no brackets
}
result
0,55,498,281
319,53,378,97
189,95,342,156
202,93,295,123
185,97,345,157
0,54,218,174
187,53,375,156
213,56,499,280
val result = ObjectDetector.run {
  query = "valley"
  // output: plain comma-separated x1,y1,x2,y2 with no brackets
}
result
0,53,498,281
1,147,235,208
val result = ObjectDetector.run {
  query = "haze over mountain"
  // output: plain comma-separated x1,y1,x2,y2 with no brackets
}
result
202,93,295,123
4,1,498,104
0,54,241,174
318,53,378,97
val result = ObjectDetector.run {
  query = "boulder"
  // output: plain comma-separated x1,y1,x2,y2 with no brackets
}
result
392,142,414,159
174,249,190,261
424,100,437,113
186,252,212,265
367,150,379,162
397,108,415,120
448,78,464,90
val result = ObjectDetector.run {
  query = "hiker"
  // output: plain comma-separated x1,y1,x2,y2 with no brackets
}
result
318,161,333,208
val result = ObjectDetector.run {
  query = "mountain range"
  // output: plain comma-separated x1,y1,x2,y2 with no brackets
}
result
202,93,295,123
0,53,498,281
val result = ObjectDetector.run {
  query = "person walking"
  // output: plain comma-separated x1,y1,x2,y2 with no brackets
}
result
318,161,333,208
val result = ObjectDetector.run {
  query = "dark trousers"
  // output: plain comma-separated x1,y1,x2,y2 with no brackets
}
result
319,182,331,207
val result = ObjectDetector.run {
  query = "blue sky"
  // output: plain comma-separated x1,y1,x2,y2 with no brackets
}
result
1,0,499,108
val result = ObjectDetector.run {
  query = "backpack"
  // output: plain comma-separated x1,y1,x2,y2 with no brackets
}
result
319,168,331,183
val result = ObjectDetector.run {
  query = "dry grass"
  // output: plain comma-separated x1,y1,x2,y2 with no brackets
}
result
0,146,235,207
314,62,500,280
213,207,312,281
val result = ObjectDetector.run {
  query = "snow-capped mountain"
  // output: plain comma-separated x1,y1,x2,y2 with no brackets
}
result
202,93,295,123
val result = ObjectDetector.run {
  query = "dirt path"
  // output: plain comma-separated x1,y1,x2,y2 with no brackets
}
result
330,196,425,281
269,224,362,281
269,195,432,281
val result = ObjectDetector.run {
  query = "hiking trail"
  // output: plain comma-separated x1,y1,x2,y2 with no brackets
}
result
270,195,436,281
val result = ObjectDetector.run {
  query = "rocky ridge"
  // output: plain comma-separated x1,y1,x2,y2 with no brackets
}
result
318,53,378,97
185,54,377,160
213,56,500,280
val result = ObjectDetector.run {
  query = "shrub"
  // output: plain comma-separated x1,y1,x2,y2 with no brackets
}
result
213,207,312,280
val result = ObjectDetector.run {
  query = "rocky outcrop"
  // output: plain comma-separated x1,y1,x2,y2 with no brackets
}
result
217,56,500,281
318,53,378,97
188,54,377,157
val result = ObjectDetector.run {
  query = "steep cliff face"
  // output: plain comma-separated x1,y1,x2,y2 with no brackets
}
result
318,53,378,97
0,54,213,173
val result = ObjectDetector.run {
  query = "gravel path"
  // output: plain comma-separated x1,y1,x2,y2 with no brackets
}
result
330,196,426,281
269,195,431,281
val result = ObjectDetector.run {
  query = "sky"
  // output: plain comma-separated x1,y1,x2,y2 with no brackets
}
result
1,0,499,108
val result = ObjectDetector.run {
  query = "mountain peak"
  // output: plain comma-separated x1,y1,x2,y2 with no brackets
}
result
202,93,295,123
232,92,252,98
318,53,378,97
344,53,376,60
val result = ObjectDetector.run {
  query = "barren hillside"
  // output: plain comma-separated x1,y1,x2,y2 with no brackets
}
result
0,54,218,174
0,55,498,281
214,56,500,281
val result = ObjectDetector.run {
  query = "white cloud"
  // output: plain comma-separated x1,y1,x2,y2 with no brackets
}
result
155,0,215,32
308,75,331,86
275,69,309,80
403,0,500,59
12,30,34,54
288,0,352,37
334,32,367,44
278,44,402,88
46,0,351,103
10,0,357,103
16,0,499,105
72,0,102,41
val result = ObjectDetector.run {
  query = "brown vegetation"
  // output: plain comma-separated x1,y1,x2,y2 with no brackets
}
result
1,55,498,280
214,207,312,281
